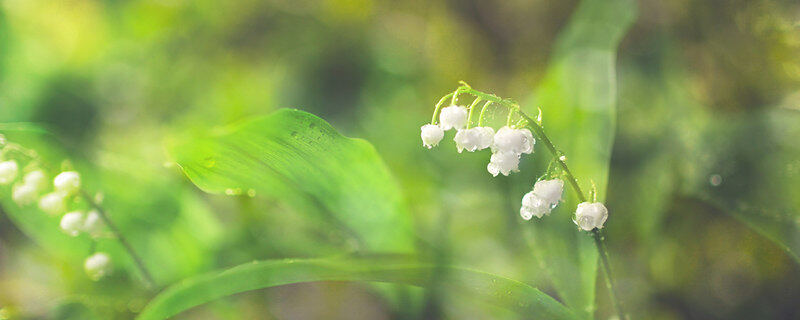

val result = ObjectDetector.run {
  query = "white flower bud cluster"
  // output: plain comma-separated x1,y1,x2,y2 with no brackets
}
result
421,106,535,177
1,140,110,279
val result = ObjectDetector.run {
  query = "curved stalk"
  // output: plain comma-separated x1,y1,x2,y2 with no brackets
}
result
80,190,156,289
456,84,626,320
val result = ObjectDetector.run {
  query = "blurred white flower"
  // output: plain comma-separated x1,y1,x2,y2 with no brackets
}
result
23,170,48,192
84,252,111,280
83,210,104,238
39,192,66,215
574,202,608,231
0,160,19,185
519,179,564,220
54,171,80,196
60,211,85,236
487,151,520,176
439,105,468,130
475,127,495,151
12,183,38,206
420,124,444,149
492,126,535,155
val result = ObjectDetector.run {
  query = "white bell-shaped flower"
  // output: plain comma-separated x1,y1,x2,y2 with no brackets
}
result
520,192,550,220
574,202,608,231
54,171,81,196
438,105,468,130
60,211,85,236
39,192,66,215
83,210,104,238
519,179,565,220
487,151,520,176
0,160,19,185
12,183,38,206
420,124,444,149
23,170,48,192
492,126,535,155
532,179,564,204
454,127,495,153
84,252,112,280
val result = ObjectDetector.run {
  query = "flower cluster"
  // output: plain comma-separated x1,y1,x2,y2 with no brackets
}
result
421,84,609,231
420,105,535,177
0,136,111,280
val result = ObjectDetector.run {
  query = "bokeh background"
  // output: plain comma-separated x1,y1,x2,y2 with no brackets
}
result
1,0,799,319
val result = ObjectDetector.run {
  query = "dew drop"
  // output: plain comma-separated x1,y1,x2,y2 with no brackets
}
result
559,155,566,161
309,122,316,129
709,174,722,186
290,131,298,137
247,189,257,197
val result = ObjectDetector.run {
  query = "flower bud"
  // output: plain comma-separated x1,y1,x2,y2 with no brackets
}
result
12,183,38,206
0,160,19,185
54,171,80,196
23,170,48,192
60,211,85,236
520,192,550,220
83,210,104,238
487,151,520,177
84,252,111,280
39,192,66,215
420,124,444,149
491,126,535,155
439,105,468,130
532,179,564,205
574,202,608,231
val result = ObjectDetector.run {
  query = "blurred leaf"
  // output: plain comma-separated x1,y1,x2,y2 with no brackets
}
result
0,122,51,134
136,256,577,320
165,109,414,252
680,108,800,264
525,0,636,318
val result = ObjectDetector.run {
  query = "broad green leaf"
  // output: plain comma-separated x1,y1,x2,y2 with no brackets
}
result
136,256,577,320
525,0,637,318
165,109,413,252
0,122,51,134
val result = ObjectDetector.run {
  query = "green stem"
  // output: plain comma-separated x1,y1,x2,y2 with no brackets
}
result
477,101,492,126
80,190,156,289
458,84,626,320
466,98,482,129
431,92,455,125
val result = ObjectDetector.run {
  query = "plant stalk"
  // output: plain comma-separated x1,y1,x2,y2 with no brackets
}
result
81,191,156,289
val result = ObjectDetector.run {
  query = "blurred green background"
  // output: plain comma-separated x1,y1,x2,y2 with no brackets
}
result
1,0,799,319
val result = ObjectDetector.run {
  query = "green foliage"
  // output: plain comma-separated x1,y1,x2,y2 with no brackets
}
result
166,109,414,253
136,256,577,320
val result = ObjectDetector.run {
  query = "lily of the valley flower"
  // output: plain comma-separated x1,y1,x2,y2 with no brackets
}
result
492,126,534,155
438,105,469,130
39,192,66,216
520,179,564,220
454,127,494,153
574,202,608,231
60,211,85,236
12,183,38,206
487,151,520,177
84,252,111,280
54,171,81,196
83,210,104,238
420,124,444,149
0,160,19,185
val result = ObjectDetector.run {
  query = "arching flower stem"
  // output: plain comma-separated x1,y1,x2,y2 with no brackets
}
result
466,98,482,129
453,82,626,320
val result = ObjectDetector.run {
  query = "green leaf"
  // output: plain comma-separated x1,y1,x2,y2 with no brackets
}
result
0,122,52,134
525,0,637,318
165,109,414,252
136,256,577,320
